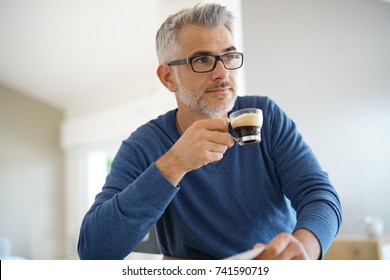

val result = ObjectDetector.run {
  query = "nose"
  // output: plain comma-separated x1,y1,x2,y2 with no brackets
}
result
211,60,229,80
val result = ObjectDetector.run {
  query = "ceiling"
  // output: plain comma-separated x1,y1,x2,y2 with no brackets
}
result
1,0,389,117
0,0,198,115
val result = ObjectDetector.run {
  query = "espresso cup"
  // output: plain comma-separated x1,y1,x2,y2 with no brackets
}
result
230,108,263,146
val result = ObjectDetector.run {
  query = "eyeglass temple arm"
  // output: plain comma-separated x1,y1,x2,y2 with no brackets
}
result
167,58,191,66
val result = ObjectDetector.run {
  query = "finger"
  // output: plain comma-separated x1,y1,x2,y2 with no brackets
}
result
270,240,307,260
254,243,265,249
195,118,229,133
182,142,224,167
206,131,235,147
254,233,291,260
205,141,229,154
252,243,266,260
205,150,224,164
196,142,227,163
289,242,308,260
256,233,309,260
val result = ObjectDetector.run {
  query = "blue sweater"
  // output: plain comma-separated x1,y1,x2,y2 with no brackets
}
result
78,96,342,260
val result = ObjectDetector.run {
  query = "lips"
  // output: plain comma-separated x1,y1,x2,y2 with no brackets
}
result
207,87,231,94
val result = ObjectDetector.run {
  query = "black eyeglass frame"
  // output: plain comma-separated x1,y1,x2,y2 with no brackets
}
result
167,52,244,73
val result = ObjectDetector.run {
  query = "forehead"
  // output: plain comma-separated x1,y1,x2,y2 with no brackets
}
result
176,25,235,56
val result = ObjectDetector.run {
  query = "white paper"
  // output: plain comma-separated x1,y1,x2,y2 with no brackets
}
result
223,246,265,260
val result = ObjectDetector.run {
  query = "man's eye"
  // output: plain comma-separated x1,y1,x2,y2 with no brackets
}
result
224,54,236,61
193,56,213,64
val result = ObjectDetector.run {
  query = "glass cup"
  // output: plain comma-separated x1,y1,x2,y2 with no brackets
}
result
229,108,263,146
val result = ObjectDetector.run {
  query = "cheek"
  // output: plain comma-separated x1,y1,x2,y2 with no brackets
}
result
183,75,207,92
229,72,238,83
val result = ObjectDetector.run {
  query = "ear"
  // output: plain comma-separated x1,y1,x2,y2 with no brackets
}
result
157,64,177,92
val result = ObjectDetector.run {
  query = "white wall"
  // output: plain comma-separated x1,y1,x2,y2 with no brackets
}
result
242,0,390,235
0,85,65,259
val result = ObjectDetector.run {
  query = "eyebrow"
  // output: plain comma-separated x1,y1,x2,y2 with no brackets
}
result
189,46,237,57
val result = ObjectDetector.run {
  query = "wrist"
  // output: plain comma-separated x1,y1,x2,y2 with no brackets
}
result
293,228,321,260
156,150,186,187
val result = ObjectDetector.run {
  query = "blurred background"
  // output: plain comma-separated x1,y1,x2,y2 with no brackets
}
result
1,0,389,259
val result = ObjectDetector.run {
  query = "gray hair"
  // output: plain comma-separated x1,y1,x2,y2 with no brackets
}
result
155,3,234,64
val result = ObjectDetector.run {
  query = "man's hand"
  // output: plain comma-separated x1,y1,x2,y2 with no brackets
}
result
253,229,321,260
156,118,234,186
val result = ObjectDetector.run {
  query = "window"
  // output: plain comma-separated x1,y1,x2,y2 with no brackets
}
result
86,150,114,207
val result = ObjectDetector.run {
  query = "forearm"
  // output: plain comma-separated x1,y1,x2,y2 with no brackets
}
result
78,192,157,260
293,185,342,258
78,163,178,259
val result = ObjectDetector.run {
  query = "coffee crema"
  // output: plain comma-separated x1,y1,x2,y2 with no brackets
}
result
230,113,263,128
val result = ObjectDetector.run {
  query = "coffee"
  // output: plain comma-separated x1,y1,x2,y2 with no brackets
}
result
230,109,263,146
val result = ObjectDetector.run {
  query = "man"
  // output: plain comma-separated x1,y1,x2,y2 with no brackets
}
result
78,3,342,260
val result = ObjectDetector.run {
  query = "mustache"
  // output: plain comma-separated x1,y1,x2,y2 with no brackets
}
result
204,81,235,92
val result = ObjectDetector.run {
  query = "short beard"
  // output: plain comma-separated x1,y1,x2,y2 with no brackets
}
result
175,72,237,117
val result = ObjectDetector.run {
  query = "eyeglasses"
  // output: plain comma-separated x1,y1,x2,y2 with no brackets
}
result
168,52,244,73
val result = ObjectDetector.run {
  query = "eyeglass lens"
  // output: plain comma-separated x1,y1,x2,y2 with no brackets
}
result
192,53,242,72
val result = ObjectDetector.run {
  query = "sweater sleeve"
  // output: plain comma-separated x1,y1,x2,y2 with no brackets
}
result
78,136,179,259
267,99,342,258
